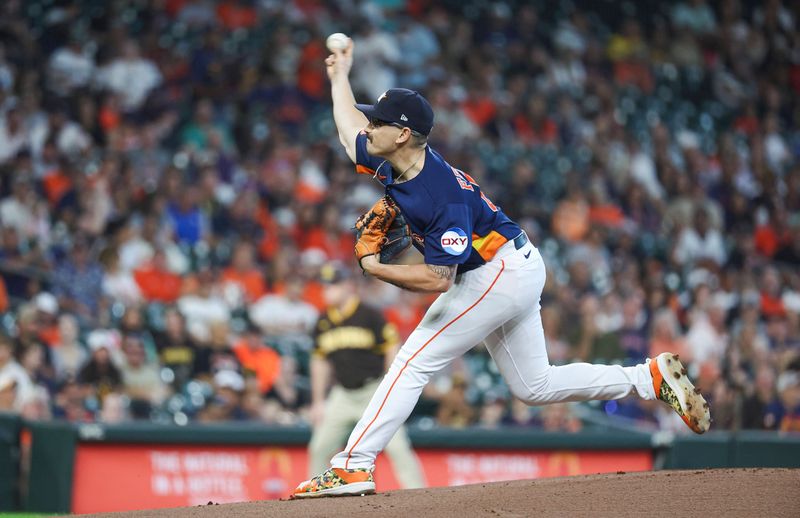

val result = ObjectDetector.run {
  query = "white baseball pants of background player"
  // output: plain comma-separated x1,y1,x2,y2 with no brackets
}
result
330,236,657,470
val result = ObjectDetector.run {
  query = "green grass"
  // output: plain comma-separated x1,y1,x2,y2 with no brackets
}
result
0,514,58,517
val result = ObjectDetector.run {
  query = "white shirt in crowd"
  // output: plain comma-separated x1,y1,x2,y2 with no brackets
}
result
177,294,230,343
673,227,727,266
96,57,162,111
0,194,33,236
352,31,400,101
48,45,95,95
249,294,318,338
102,271,143,306
685,310,728,365
0,114,28,164
0,360,35,411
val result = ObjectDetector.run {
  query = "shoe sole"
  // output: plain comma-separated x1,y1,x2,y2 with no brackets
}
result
292,481,376,499
656,353,711,433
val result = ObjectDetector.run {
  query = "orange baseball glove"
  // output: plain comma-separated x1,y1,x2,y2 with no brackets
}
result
354,195,410,267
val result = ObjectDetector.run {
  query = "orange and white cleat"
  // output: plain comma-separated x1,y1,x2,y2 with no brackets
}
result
292,467,376,499
648,352,711,434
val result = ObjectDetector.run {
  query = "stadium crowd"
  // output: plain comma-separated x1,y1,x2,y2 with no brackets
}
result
0,0,799,434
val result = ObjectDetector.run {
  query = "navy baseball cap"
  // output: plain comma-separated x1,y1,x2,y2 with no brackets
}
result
355,88,434,136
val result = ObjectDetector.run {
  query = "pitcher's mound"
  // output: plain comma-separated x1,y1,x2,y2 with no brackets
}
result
78,468,799,518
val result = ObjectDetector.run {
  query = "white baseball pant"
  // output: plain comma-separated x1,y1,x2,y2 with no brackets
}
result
330,236,656,470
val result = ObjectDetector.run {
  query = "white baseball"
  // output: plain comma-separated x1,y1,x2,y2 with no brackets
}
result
326,32,349,52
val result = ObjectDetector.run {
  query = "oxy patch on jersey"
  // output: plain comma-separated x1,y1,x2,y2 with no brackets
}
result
440,227,469,255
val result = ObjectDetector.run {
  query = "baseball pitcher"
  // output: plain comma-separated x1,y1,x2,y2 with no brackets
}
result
293,37,710,498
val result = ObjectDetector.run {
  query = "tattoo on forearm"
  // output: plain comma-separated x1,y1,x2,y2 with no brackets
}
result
427,264,456,280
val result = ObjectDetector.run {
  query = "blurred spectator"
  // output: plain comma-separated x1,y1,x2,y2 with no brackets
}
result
95,40,162,112
0,334,33,412
0,177,39,239
264,355,308,418
232,322,281,395
133,250,183,304
539,403,583,433
119,333,169,417
97,392,131,424
249,277,318,338
154,307,197,388
20,386,52,421
649,308,689,359
19,341,54,393
198,369,247,421
50,314,87,382
672,0,717,35
685,293,729,366
478,392,508,429
52,378,93,422
220,241,266,305
177,268,230,343
51,236,104,318
503,398,536,427
673,208,727,268
78,331,122,403
47,35,94,96
741,364,781,429
167,186,208,246
351,25,400,100
181,99,236,156
552,180,590,243
436,374,474,428
776,368,800,432
0,107,29,165
100,246,142,306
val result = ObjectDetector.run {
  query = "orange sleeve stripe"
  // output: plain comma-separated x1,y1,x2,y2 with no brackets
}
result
356,164,376,176
471,230,508,261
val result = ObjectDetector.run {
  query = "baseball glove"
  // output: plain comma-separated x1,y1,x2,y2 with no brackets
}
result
354,195,411,267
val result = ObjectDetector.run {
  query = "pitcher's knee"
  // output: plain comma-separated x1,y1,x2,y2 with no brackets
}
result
399,359,436,387
511,366,552,405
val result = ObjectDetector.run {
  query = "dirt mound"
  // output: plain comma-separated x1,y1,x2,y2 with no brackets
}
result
76,468,799,518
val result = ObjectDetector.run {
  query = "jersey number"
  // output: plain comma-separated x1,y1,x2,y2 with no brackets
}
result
451,168,498,212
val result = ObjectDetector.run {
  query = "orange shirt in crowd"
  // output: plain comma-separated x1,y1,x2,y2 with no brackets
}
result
257,205,280,261
42,169,72,207
589,204,625,228
761,293,786,319
232,340,281,394
133,266,182,303
780,412,800,433
0,277,7,314
754,223,792,258
221,268,266,303
216,1,257,29
297,40,327,100
38,326,61,348
462,97,497,127
552,199,590,242
303,281,325,312
513,115,558,145
297,227,354,263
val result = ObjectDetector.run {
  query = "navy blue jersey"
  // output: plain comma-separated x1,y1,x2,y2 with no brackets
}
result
355,132,522,273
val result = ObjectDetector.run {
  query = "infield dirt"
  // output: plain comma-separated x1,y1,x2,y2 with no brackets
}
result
73,468,798,518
